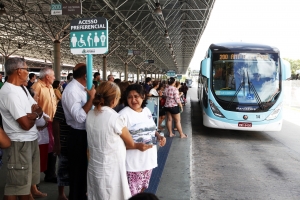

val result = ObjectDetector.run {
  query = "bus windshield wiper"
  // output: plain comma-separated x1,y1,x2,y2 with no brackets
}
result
246,71,264,110
227,72,245,109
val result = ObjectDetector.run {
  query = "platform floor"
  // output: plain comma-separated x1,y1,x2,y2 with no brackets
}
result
0,96,192,200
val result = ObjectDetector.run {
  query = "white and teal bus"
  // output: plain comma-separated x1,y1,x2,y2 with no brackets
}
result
198,42,291,131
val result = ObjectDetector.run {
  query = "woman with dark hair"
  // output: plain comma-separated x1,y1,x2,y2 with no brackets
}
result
119,84,166,196
52,80,62,103
86,81,151,200
114,81,130,112
164,77,187,138
129,192,159,200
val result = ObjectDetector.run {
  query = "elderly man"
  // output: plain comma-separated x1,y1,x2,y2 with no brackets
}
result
62,63,96,200
0,57,43,200
31,67,57,183
107,74,114,82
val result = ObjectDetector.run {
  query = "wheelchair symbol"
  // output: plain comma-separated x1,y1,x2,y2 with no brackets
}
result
77,34,86,47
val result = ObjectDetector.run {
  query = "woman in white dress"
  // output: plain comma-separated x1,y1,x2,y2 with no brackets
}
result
86,81,152,200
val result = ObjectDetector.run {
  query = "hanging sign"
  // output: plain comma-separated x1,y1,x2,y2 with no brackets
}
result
70,17,109,54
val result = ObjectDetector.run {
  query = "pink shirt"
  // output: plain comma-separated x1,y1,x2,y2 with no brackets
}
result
164,85,180,107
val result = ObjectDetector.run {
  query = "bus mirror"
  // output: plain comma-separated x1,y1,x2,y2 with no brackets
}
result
281,59,291,80
201,58,211,78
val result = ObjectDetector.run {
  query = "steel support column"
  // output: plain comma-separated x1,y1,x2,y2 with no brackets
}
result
137,68,140,83
53,40,61,80
125,63,128,81
103,56,107,81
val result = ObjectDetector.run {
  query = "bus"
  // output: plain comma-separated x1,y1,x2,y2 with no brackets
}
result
198,42,291,131
185,79,193,88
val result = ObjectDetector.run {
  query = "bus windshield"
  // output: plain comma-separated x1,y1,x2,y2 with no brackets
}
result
212,53,280,106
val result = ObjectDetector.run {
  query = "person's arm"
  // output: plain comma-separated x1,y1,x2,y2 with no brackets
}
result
10,93,43,130
120,127,153,151
64,85,95,123
52,119,61,155
54,89,62,100
0,127,11,149
155,131,166,147
82,85,96,114
174,88,183,109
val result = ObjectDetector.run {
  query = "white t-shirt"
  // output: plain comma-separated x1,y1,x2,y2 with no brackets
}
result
149,88,159,96
36,113,50,145
119,106,157,172
0,83,38,141
61,79,87,130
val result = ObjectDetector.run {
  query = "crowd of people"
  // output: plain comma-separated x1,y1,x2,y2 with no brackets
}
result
0,57,189,200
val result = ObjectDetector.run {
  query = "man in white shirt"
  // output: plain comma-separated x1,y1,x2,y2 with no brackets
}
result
61,63,96,200
0,57,43,199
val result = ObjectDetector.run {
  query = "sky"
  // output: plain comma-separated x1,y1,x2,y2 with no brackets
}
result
189,0,300,70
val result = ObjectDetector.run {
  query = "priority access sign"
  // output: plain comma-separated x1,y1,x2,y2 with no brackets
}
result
70,17,108,54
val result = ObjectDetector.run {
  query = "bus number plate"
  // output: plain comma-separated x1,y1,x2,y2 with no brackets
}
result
238,122,252,127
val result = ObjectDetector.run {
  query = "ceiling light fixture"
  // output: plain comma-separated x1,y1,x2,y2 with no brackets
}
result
164,30,169,39
171,51,175,57
154,2,162,15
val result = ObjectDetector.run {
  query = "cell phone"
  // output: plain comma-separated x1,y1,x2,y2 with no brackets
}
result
152,136,157,145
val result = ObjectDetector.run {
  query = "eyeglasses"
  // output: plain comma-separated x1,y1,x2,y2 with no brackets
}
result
17,68,29,72
127,95,141,100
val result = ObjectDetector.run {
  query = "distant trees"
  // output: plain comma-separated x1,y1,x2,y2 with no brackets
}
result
284,58,300,79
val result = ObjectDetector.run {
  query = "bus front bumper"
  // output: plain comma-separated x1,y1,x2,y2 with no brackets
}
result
203,114,282,131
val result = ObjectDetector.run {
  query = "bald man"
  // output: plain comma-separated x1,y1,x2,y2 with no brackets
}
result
61,63,96,200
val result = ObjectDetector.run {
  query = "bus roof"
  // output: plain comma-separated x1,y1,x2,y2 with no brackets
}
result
209,42,280,53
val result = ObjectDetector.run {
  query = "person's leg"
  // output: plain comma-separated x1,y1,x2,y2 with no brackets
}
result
58,186,68,200
166,111,174,137
158,115,165,130
44,152,57,182
68,130,87,200
172,113,187,138
57,154,69,200
3,196,18,200
30,185,47,198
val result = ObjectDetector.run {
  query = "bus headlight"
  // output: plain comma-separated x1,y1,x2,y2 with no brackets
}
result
266,104,282,120
209,100,225,118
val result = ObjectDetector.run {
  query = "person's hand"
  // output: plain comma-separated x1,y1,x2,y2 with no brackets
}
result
135,143,153,152
31,104,43,115
157,135,166,147
85,85,96,99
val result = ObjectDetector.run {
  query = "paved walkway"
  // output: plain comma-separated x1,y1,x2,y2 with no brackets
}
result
0,97,192,200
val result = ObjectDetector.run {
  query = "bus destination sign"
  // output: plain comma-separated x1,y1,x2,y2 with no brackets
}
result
218,53,269,60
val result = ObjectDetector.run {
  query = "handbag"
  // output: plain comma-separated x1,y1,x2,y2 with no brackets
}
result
160,97,166,107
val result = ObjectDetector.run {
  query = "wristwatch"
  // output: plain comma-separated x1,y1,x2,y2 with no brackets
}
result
34,112,40,119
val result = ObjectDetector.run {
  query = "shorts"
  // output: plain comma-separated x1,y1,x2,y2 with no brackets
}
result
165,106,180,115
159,106,165,116
5,140,40,196
57,154,70,186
